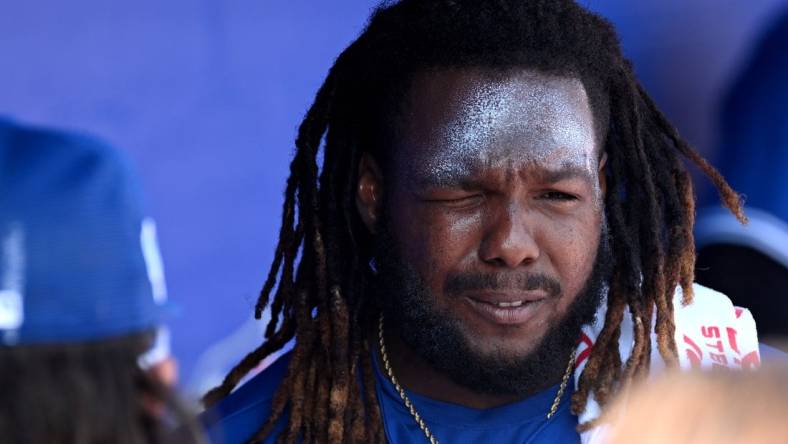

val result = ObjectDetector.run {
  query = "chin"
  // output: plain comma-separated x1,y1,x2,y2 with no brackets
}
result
454,297,553,341
455,318,547,359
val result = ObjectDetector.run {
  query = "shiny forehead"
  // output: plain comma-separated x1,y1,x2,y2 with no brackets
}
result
394,69,599,185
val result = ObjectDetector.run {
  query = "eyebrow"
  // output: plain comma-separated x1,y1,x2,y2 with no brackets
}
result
413,173,482,190
413,163,594,189
538,165,595,184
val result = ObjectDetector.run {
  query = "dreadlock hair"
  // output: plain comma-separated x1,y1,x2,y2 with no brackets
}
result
203,0,746,441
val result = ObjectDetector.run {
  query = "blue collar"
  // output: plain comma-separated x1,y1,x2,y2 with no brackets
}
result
371,347,575,430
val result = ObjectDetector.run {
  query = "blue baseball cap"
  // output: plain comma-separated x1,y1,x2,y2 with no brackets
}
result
0,118,169,345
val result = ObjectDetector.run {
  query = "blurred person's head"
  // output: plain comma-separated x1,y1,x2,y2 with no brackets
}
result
603,367,788,444
0,119,201,443
695,208,788,348
694,10,788,348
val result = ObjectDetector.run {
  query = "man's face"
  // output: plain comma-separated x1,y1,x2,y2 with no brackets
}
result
358,68,608,393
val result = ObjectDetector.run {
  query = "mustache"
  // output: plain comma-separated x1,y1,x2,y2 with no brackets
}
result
444,272,562,298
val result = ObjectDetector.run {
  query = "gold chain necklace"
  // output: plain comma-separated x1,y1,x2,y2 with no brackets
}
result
378,314,577,444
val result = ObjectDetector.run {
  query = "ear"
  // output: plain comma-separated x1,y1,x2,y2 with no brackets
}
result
598,152,608,197
356,153,384,234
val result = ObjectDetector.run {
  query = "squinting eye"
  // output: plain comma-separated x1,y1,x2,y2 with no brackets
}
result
541,191,578,201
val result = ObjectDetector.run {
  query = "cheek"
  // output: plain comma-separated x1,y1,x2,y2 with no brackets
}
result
391,203,484,283
538,212,600,295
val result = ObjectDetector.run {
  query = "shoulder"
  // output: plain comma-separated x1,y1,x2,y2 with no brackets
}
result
673,283,756,326
673,283,761,369
200,352,292,444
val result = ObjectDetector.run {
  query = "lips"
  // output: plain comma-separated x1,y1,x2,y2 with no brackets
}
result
492,300,525,308
463,291,549,325
465,290,548,305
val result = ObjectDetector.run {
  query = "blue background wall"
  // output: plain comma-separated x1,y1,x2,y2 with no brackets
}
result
2,0,785,394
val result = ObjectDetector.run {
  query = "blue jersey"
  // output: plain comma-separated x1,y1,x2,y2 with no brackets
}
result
201,351,580,444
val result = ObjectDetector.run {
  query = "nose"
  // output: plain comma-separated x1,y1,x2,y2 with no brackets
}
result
479,203,540,268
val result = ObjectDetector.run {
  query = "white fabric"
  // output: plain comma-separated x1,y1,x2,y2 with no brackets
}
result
0,223,25,335
138,326,173,370
576,283,761,444
140,218,168,305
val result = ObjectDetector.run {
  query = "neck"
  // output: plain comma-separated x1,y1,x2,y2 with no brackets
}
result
375,324,568,410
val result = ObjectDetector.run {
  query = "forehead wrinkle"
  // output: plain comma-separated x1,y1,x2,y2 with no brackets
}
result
473,158,596,189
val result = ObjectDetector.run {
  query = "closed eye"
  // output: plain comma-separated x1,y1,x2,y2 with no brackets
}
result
424,194,484,208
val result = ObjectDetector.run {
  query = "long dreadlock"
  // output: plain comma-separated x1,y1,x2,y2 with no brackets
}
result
202,1,746,442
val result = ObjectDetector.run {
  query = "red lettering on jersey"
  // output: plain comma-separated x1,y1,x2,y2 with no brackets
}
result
709,352,728,366
576,333,594,368
701,326,720,338
726,327,740,354
706,340,725,353
740,351,761,370
684,335,702,367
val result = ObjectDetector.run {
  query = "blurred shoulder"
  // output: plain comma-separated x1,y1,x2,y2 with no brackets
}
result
200,352,292,444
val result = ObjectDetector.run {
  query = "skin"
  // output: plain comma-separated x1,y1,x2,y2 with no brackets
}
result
141,356,178,418
357,68,607,408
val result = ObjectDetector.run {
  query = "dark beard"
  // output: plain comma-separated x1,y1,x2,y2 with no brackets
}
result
373,217,613,397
